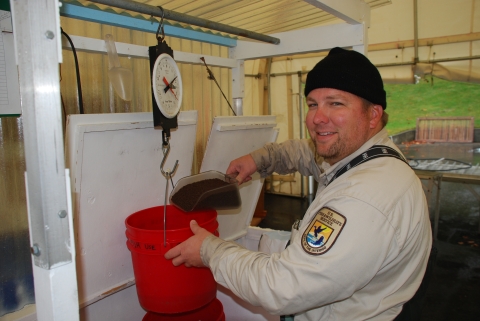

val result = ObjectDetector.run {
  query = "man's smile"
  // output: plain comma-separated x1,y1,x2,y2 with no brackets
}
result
317,132,335,136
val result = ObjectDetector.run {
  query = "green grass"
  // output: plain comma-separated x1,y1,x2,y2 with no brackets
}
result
385,77,480,135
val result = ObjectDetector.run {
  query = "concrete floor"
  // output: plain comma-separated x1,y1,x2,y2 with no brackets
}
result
261,191,480,321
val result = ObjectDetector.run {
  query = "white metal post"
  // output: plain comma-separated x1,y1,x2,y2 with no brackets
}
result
230,58,245,116
10,0,79,320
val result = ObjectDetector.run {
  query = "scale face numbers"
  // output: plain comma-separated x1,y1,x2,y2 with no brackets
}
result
152,53,183,118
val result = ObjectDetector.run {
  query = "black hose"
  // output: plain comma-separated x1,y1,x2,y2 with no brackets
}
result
61,28,84,114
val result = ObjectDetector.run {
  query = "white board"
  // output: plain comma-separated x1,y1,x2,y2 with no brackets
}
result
200,116,279,241
65,111,197,308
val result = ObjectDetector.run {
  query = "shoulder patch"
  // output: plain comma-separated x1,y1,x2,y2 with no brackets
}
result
301,207,346,255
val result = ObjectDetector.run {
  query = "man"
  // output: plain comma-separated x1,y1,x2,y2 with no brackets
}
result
165,47,432,320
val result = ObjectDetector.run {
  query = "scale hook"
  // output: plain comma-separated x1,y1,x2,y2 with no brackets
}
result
160,142,178,177
156,6,165,42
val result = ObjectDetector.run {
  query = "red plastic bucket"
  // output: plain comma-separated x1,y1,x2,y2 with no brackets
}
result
126,205,218,314
142,298,225,321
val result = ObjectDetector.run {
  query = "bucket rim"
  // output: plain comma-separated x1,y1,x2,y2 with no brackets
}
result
125,205,217,232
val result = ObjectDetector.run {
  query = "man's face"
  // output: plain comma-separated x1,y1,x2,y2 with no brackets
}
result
305,88,381,165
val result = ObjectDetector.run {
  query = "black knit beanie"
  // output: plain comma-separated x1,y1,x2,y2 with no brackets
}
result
304,47,387,109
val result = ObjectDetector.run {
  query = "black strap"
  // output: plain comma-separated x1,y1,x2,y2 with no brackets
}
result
327,145,408,186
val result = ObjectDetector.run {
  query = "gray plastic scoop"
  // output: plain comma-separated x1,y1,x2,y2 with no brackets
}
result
104,34,133,101
170,171,241,212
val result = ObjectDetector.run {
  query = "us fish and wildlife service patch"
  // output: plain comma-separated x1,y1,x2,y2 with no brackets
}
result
302,207,346,255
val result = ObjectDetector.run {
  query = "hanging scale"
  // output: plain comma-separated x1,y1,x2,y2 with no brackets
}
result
149,7,182,246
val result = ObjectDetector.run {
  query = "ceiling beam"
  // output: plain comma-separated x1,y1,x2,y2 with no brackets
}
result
303,0,371,26
231,22,364,60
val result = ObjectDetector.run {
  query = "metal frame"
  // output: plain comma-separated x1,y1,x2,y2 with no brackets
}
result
11,0,71,269
9,1,370,320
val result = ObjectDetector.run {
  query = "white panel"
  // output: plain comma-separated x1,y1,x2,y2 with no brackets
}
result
65,111,197,307
230,23,365,60
200,116,278,241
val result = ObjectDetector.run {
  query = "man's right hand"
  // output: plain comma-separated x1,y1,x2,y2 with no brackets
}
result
226,154,257,185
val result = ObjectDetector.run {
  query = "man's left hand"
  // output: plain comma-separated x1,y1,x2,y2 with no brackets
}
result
164,220,212,268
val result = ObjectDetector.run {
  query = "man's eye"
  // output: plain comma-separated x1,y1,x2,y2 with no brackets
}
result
307,103,317,108
331,102,343,106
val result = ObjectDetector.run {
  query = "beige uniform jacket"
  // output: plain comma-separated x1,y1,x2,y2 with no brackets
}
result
202,128,432,320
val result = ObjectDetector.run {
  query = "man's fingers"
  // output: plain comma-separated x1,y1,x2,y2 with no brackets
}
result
164,245,181,260
233,172,248,184
227,170,243,184
190,220,201,234
164,221,211,268
225,164,238,176
225,154,257,185
242,175,253,184
235,175,245,184
171,255,186,267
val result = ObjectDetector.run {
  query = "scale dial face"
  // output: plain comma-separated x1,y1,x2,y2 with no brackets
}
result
152,53,183,118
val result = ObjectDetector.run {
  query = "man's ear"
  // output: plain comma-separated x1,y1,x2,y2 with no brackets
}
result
369,104,383,129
